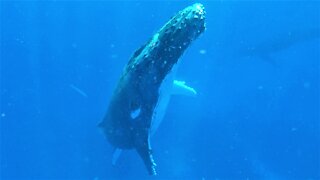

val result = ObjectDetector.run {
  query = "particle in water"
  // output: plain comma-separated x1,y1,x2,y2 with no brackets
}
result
303,82,311,89
199,49,206,54
257,85,264,90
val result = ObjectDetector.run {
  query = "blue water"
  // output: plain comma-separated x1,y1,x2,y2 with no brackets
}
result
1,1,319,179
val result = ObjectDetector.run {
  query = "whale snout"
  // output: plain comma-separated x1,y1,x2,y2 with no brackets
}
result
190,3,206,27
182,3,206,38
165,3,205,43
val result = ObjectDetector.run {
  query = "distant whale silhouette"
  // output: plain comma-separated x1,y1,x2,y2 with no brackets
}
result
98,3,206,175
240,28,320,64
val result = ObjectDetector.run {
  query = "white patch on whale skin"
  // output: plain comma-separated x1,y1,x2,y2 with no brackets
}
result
130,108,141,119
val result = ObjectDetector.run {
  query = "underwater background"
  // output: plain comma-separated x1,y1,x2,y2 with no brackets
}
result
1,1,319,179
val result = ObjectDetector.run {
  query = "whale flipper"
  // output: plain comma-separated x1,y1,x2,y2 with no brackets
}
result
172,80,197,96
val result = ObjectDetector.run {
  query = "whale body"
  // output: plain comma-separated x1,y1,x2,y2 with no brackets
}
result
99,3,206,175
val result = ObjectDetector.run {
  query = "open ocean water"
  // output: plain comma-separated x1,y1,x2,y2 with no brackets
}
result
1,1,319,179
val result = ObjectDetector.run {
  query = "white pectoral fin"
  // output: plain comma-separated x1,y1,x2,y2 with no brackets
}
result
112,148,123,165
172,80,197,96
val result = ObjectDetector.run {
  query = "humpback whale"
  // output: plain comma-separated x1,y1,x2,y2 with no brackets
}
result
99,3,206,175
239,28,320,64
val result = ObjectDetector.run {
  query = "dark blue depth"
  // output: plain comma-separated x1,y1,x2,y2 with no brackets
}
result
1,1,319,179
